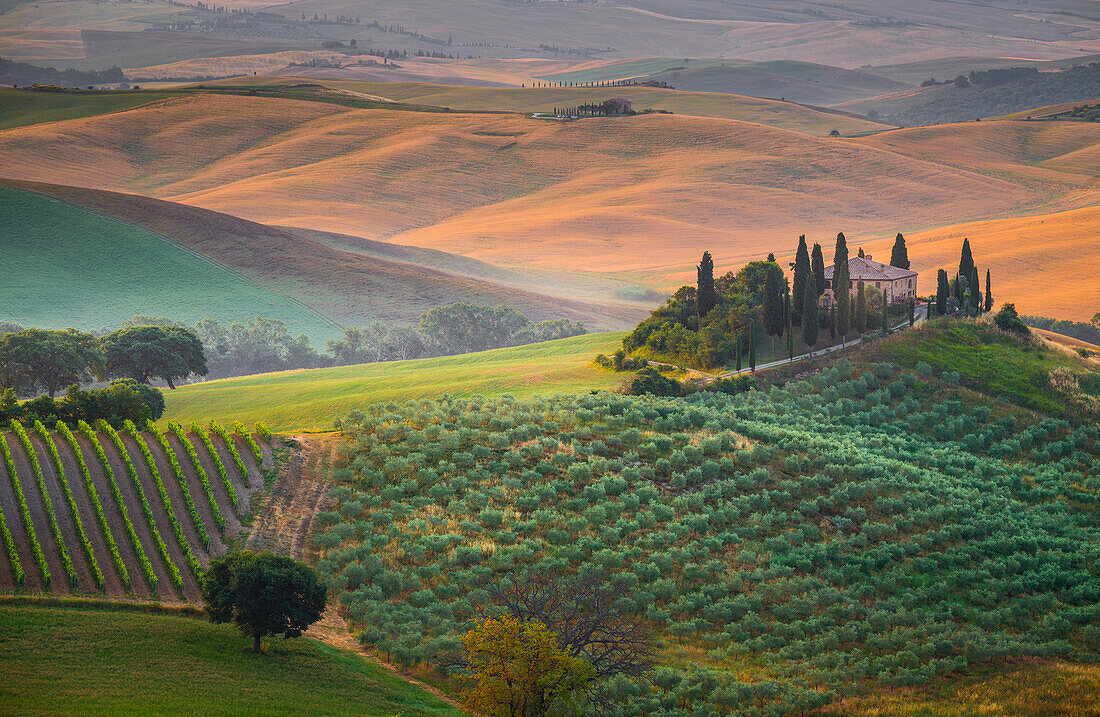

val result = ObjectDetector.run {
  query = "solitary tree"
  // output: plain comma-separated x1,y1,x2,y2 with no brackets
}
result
101,325,207,389
697,251,718,318
202,551,327,653
833,233,851,343
890,233,910,269
855,281,867,334
810,243,826,298
791,235,811,326
936,269,949,315
857,247,865,258
801,280,818,356
984,269,993,313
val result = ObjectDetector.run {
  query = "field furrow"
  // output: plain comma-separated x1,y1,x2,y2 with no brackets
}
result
143,433,223,558
0,472,39,591
98,435,175,599
75,434,153,598
28,434,95,593
52,435,127,597
5,436,68,595
186,431,244,538
206,432,252,515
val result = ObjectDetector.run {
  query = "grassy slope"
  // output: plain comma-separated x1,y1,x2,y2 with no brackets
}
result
0,605,457,717
0,184,340,340
163,333,625,432
1,179,643,332
0,89,174,131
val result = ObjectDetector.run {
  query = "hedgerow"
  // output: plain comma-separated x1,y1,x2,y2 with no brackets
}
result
33,420,104,590
0,432,50,587
76,420,158,592
234,420,264,469
9,420,75,588
318,369,1100,715
192,422,238,513
167,422,224,534
98,420,182,596
124,420,203,574
56,421,129,590
144,421,211,551
211,420,250,490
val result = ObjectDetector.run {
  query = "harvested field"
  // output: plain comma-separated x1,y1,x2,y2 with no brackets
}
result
0,424,269,604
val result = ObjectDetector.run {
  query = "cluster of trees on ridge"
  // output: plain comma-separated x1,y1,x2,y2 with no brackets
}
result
0,58,125,88
1023,313,1100,347
0,303,586,401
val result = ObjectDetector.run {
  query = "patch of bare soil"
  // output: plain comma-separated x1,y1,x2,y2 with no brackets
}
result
244,435,331,559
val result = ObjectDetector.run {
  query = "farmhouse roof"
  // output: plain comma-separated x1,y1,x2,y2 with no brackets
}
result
824,256,916,281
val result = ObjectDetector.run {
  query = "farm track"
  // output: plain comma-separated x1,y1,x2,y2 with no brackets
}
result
7,438,69,595
29,435,94,594
76,433,153,599
244,436,328,557
120,433,203,602
0,428,264,603
53,434,127,597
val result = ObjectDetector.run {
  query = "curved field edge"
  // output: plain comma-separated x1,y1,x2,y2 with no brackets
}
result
0,604,457,717
162,332,627,433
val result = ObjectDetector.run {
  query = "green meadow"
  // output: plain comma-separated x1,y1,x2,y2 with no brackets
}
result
163,332,626,432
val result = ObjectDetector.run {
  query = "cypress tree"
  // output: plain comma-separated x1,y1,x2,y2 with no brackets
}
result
697,251,717,318
792,235,811,326
735,335,742,372
811,243,826,297
958,238,975,282
833,233,851,343
829,304,836,339
786,293,794,359
970,265,981,315
882,288,889,333
855,280,867,334
984,269,993,313
748,321,756,372
936,269,949,315
890,233,910,269
908,298,915,326
802,278,819,356
857,247,865,258
764,269,783,350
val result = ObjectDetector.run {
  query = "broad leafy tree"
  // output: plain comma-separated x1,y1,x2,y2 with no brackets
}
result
202,551,327,653
101,325,207,389
0,328,103,398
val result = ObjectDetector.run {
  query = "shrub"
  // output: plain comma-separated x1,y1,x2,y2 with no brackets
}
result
627,368,683,397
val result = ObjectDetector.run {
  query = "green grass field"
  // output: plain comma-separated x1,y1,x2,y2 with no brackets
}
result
0,604,457,716
0,88,174,131
163,332,626,432
0,185,339,340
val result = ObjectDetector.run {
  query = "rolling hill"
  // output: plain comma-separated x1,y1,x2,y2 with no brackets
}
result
0,179,644,336
161,332,626,432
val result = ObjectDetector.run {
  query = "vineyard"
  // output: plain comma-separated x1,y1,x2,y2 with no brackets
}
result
0,420,269,603
317,348,1100,713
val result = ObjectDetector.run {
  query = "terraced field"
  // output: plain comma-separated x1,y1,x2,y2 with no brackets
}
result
0,420,269,603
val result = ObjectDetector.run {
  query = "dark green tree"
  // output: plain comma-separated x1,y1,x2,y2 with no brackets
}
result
810,243,826,297
763,269,784,351
882,289,889,334
970,265,981,315
735,336,742,371
627,368,682,397
984,269,993,313
993,303,1029,335
0,328,103,398
890,233,910,269
908,298,915,327
855,281,867,334
936,269,949,315
857,247,865,258
829,304,836,339
958,238,975,283
101,325,207,389
697,251,718,318
786,293,794,359
791,235,811,326
833,233,851,343
203,551,327,653
801,279,819,356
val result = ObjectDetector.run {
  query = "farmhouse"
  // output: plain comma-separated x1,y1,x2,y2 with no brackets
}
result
822,255,917,306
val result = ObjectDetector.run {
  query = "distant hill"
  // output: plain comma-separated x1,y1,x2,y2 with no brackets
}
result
840,63,1100,125
0,180,644,336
